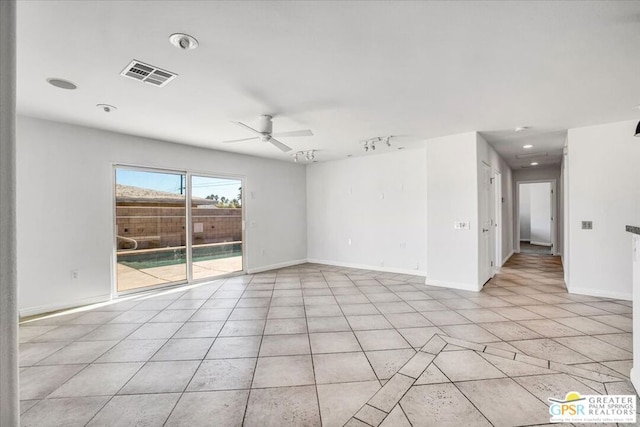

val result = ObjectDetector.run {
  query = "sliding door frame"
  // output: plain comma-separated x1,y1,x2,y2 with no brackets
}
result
187,171,246,284
111,164,246,298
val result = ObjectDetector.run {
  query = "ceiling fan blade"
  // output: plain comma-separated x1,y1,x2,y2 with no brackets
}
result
222,137,259,143
272,129,313,138
268,137,292,152
233,121,263,136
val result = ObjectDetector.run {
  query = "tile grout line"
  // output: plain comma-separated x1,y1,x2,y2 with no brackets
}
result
84,279,228,425
159,278,238,426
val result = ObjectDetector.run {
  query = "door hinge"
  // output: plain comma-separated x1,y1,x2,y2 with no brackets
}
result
491,261,494,267
490,178,494,184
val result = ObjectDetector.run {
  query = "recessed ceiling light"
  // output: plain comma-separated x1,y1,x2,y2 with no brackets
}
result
632,104,640,110
515,126,530,132
96,104,117,113
169,33,199,50
46,78,77,90
530,162,539,166
523,144,533,149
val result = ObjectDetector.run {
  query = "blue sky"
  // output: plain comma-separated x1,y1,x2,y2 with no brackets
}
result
116,169,241,201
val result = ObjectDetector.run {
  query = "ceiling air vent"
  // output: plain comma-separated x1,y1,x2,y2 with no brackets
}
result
120,60,177,87
515,151,548,160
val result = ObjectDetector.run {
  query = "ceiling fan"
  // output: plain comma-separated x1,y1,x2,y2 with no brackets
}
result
222,115,313,153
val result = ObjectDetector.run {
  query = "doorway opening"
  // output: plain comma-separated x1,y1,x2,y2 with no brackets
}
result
516,180,556,256
114,166,244,294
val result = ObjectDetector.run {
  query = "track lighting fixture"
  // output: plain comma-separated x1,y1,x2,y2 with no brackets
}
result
363,136,394,152
292,150,316,162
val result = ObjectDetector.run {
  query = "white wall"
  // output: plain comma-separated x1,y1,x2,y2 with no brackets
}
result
423,133,513,291
17,116,308,315
425,133,479,290
565,119,640,300
528,182,552,245
519,185,531,240
306,148,427,275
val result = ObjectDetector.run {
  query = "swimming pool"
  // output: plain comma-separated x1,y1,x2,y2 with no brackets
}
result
118,242,242,269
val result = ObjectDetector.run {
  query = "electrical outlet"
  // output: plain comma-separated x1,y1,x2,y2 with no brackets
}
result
71,270,79,280
454,221,470,230
581,221,593,230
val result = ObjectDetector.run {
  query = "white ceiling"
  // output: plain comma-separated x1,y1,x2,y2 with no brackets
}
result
16,1,640,165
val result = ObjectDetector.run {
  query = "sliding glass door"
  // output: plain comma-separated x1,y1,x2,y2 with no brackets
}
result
114,167,243,293
190,175,243,281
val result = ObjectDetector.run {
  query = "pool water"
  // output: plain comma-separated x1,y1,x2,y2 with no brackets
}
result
118,242,242,270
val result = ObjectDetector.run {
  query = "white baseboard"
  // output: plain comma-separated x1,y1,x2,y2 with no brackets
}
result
306,258,427,277
247,259,307,274
530,241,552,247
568,286,632,301
20,294,111,318
424,278,480,292
502,250,514,266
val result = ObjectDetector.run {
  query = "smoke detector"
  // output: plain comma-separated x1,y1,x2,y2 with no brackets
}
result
97,104,117,113
120,60,178,87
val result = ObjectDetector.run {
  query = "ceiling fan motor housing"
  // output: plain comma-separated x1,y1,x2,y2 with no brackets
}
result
259,115,273,134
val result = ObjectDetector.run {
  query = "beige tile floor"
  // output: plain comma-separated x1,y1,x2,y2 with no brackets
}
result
18,254,637,426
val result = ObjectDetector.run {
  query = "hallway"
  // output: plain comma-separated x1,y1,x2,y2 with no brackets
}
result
18,255,636,426
519,242,553,256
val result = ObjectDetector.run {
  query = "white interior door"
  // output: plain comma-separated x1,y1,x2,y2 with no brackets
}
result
494,172,502,268
479,163,495,284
